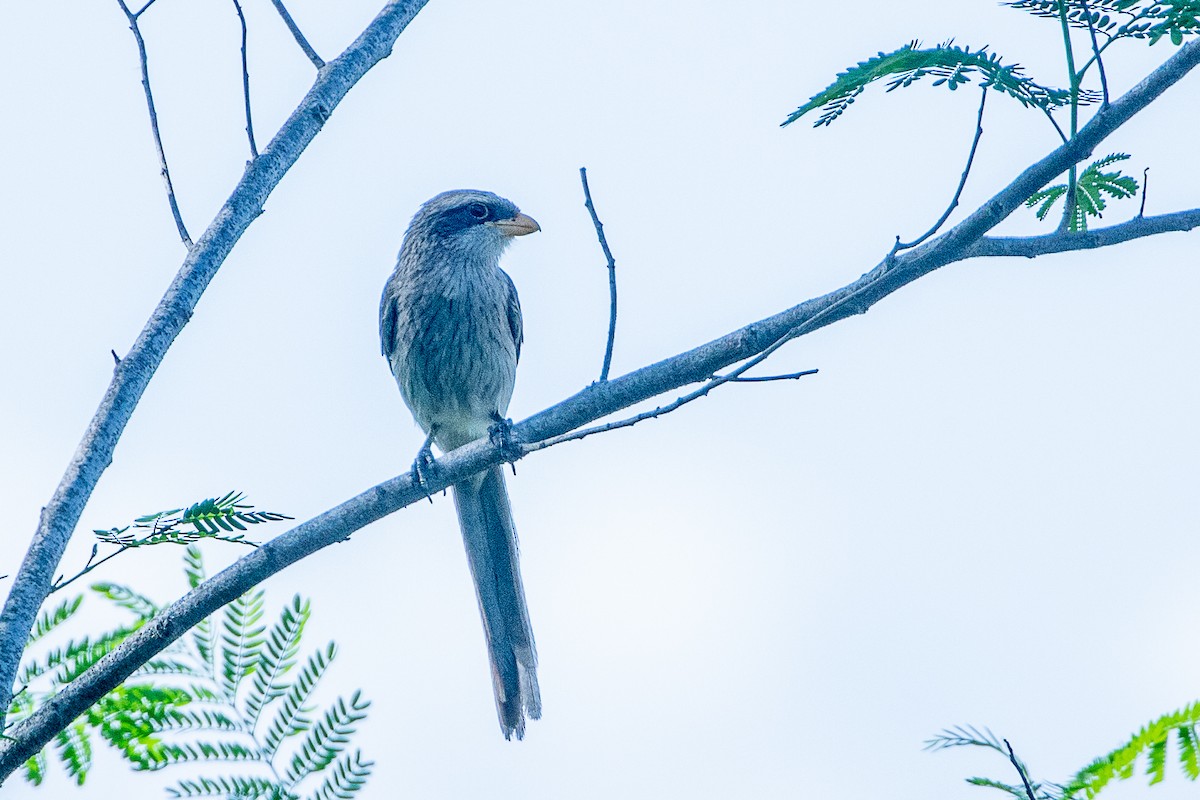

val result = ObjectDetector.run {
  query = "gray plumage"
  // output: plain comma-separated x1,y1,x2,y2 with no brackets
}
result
379,189,541,740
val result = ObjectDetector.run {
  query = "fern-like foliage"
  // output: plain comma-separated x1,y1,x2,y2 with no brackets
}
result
782,41,1085,127
13,545,372,799
1005,1,1200,46
1025,153,1139,231
94,490,292,549
931,705,1200,800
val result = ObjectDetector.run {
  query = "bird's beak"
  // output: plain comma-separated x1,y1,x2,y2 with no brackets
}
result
488,212,541,237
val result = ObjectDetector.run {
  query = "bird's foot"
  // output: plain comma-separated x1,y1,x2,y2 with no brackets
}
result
412,437,440,502
488,416,523,473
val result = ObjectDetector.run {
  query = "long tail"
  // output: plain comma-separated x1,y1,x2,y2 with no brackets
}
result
452,465,540,740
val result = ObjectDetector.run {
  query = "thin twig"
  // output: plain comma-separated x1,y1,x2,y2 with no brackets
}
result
1139,167,1149,217
232,0,258,158
116,0,192,248
893,86,988,255
580,168,619,382
48,547,127,596
1039,105,1069,143
1004,739,1038,800
721,369,818,383
270,0,325,69
1080,0,1111,106
530,337,820,452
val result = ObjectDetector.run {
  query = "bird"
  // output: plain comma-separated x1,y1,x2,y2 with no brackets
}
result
379,189,542,740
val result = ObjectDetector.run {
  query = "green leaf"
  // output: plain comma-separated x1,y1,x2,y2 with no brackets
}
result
263,643,337,759
306,751,374,800
245,595,311,728
221,590,267,701
783,41,1082,127
284,691,371,785
92,582,159,619
27,595,83,644
1023,153,1139,231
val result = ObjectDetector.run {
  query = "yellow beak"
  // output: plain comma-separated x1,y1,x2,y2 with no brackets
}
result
489,212,541,237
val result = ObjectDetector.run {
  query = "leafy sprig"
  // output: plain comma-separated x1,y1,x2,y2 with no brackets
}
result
1005,1,1200,46
782,42,1087,127
1025,153,1140,231
931,704,1200,800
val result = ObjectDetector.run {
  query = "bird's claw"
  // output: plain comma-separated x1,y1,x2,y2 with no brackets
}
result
412,445,439,502
488,417,522,470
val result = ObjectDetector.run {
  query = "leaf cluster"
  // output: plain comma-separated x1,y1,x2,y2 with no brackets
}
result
11,546,372,800
782,42,1085,127
1006,1,1200,46
1026,153,1140,231
930,704,1200,800
94,491,292,549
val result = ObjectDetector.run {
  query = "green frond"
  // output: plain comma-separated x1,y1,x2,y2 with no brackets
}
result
27,595,83,644
263,643,338,759
22,748,47,786
26,624,144,686
925,724,1007,754
966,776,1031,799
245,595,311,728
1063,699,1200,797
92,582,159,619
148,740,263,771
1024,153,1139,231
306,751,374,800
783,41,1079,127
1179,725,1200,779
165,774,284,799
53,723,93,786
1005,1,1200,45
221,590,267,701
284,691,371,785
133,656,209,679
184,544,206,589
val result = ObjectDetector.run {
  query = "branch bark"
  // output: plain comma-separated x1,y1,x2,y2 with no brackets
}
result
2,36,1197,782
0,0,430,737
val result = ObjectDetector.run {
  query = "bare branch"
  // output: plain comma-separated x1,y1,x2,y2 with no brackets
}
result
1140,167,1149,217
894,86,988,254
269,0,325,69
0,0,431,737
2,27,1198,781
967,208,1200,258
116,0,192,247
580,168,619,382
232,0,259,158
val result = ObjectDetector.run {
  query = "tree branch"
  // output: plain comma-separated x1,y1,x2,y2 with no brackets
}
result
232,0,259,159
269,0,325,69
968,208,1200,258
116,0,192,247
579,167,619,382
4,38,1197,773
0,0,430,736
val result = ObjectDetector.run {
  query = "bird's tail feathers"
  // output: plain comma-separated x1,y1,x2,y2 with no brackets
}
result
452,466,540,740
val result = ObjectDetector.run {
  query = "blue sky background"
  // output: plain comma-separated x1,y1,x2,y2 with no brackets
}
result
3,2,1200,798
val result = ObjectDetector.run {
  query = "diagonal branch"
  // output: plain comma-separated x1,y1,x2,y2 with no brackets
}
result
2,37,1198,778
0,0,431,736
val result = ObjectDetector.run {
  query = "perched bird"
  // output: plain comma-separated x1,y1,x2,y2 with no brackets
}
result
379,190,542,740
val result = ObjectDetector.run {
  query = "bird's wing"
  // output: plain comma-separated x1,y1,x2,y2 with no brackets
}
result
501,269,524,363
379,283,399,360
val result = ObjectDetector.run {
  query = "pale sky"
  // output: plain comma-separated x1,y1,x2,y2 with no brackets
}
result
3,2,1200,799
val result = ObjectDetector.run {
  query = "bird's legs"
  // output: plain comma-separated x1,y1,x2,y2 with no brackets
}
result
413,428,439,499
488,414,522,475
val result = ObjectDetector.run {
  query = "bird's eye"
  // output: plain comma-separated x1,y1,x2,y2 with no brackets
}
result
467,203,490,220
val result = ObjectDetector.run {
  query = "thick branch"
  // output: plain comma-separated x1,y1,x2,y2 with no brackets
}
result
969,209,1200,258
3,38,1198,777
0,0,430,734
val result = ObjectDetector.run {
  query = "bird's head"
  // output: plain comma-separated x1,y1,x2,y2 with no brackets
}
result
403,189,540,265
